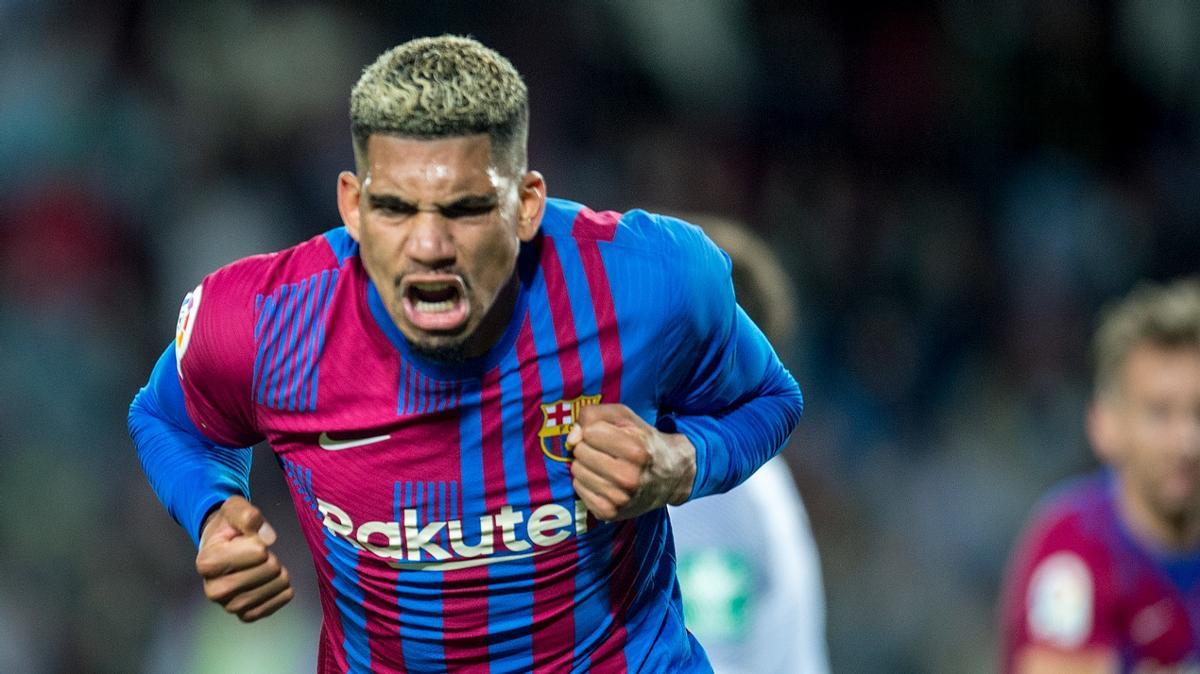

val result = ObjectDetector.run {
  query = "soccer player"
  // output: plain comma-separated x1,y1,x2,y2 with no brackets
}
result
667,215,829,674
128,35,803,673
999,278,1200,673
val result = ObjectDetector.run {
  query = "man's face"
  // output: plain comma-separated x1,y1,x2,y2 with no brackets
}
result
1092,344,1200,524
337,133,544,360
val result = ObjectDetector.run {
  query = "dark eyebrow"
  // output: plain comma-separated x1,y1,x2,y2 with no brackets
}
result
367,194,417,212
437,194,499,218
443,194,498,209
366,192,498,218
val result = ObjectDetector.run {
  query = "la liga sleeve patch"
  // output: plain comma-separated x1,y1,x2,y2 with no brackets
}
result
175,283,203,376
1027,551,1094,649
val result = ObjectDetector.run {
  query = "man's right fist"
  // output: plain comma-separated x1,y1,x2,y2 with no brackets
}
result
195,496,294,622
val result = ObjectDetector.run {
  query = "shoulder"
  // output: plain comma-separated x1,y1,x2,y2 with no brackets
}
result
176,227,354,375
197,228,354,300
1023,473,1113,552
540,198,728,272
1004,472,1119,649
181,228,354,336
1012,473,1116,581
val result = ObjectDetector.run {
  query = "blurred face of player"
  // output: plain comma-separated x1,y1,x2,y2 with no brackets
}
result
337,134,545,360
1090,344,1200,542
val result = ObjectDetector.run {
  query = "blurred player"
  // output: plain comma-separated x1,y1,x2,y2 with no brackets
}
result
128,36,803,672
668,215,830,674
1000,278,1200,673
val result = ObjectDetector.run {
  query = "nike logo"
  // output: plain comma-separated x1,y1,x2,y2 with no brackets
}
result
318,432,391,451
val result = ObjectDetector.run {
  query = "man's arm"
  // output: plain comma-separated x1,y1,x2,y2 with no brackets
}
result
654,215,803,500
128,344,252,545
129,343,293,621
660,304,802,499
568,215,803,518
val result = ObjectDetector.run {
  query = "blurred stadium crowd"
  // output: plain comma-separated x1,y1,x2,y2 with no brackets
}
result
2,1,1199,672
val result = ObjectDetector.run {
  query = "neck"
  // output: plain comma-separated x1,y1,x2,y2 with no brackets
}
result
460,271,520,360
1116,475,1200,553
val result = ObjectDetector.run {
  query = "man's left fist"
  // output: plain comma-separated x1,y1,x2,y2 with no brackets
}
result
566,403,696,521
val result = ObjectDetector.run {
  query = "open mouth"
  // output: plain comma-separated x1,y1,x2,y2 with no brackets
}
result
400,275,470,332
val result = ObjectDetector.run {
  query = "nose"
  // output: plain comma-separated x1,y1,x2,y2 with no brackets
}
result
404,211,456,269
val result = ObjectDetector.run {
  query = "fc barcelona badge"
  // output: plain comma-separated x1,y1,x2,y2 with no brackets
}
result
539,394,601,462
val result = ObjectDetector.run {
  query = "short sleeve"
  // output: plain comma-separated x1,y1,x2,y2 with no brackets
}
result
176,261,265,447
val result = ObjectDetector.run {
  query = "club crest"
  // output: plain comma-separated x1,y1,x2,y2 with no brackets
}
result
539,394,601,462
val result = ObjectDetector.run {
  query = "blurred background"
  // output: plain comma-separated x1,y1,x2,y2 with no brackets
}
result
2,1,1199,671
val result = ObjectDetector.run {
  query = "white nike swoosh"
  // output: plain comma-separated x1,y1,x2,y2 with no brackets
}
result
317,432,391,451
387,549,547,572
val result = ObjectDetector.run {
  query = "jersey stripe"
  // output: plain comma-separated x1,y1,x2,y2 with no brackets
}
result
470,347,537,666
516,315,581,670
539,238,585,402
310,268,339,411
290,276,315,410
496,338,540,666
480,367,511,668
253,292,281,402
541,232,615,666
347,481,402,673
270,283,301,408
280,276,307,410
539,236,606,668
324,531,373,672
572,208,630,672
252,269,338,412
393,481,446,670
573,210,623,404
444,381,492,670
300,269,333,410
391,385,466,670
323,227,359,266
281,456,358,672
257,284,289,405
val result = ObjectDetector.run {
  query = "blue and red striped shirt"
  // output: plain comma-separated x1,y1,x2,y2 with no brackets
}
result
130,197,804,672
1000,471,1200,672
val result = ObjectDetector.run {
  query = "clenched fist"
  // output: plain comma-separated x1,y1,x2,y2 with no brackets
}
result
196,496,294,622
567,403,696,521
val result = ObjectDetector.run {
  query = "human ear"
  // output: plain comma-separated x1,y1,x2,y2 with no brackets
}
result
1087,397,1123,465
337,171,363,241
516,170,546,241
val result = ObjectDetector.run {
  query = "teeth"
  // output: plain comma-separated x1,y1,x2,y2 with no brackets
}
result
415,300,456,313
413,282,453,291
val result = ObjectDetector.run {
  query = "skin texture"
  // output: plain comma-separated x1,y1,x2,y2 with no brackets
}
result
337,133,544,360
196,496,294,622
1016,345,1200,673
1089,345,1200,551
196,131,697,618
567,403,697,521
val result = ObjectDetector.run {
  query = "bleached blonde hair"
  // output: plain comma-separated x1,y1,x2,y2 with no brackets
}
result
350,35,529,175
1094,277,1200,397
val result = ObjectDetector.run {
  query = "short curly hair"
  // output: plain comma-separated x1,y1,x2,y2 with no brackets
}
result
1094,276,1200,397
350,35,529,174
